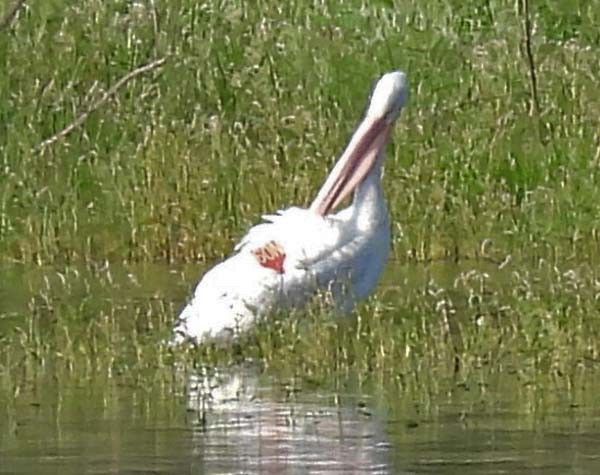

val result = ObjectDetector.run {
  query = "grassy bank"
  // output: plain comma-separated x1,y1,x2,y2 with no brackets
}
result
1,259,598,415
1,0,600,407
1,0,599,265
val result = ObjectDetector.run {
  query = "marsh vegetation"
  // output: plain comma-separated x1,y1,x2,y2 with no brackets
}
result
1,0,600,472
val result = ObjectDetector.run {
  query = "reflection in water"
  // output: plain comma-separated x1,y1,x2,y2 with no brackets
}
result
184,364,391,474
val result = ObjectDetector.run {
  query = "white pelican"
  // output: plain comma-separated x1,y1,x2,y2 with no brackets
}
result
173,70,408,344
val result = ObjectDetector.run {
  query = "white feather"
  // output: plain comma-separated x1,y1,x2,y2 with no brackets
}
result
172,205,389,343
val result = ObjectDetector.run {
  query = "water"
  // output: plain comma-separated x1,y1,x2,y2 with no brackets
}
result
1,262,600,474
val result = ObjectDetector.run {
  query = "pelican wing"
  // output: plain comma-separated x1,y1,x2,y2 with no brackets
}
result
173,207,380,343
237,207,386,310
237,207,351,269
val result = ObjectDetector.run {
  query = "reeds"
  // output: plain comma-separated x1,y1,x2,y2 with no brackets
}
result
1,0,600,408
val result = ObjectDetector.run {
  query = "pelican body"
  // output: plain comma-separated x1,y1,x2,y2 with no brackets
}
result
173,71,409,343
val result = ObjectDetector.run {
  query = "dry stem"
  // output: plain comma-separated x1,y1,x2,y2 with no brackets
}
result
35,57,167,153
0,0,26,31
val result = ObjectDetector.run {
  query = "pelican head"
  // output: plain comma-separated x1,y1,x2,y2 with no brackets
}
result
310,70,408,216
366,71,409,123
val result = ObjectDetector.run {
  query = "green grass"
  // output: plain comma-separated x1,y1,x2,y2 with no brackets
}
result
1,0,599,265
1,0,600,407
1,259,598,423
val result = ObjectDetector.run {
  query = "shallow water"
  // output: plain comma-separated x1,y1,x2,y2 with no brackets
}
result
1,262,600,474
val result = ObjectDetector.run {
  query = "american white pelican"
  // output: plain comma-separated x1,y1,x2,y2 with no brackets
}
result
173,70,408,344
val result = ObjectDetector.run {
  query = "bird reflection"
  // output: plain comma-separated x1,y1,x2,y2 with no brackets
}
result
183,363,391,474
